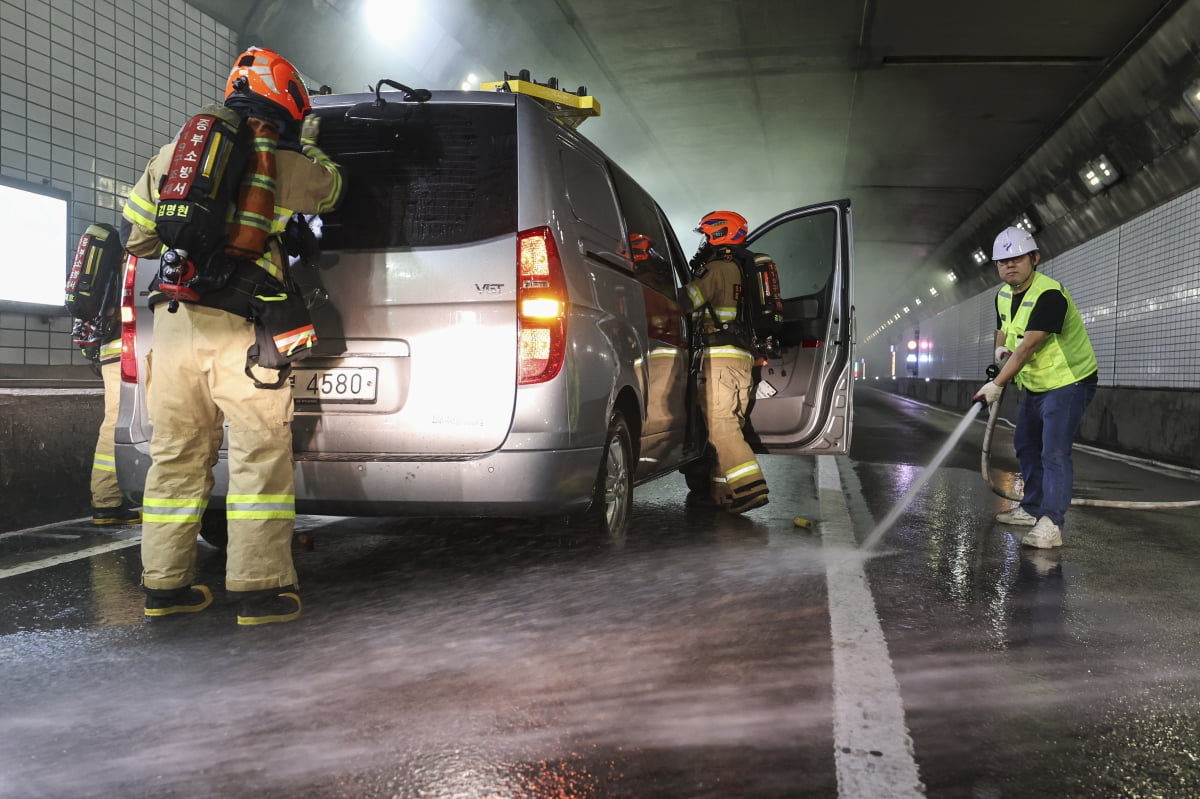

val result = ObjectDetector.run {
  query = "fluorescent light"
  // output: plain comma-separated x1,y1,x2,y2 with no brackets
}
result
1013,211,1038,234
1079,154,1120,194
1184,78,1200,120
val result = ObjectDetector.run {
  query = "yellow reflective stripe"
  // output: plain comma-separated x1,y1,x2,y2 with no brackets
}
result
648,347,682,360
703,346,753,361
725,460,762,482
244,173,277,191
303,146,345,213
686,283,704,309
712,305,737,322
230,209,274,232
92,453,116,473
98,339,122,360
143,496,206,524
226,494,295,521
123,191,157,229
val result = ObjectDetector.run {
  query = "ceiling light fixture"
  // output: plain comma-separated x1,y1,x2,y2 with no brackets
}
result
1183,77,1200,120
971,247,988,266
1013,211,1038,234
1078,154,1120,194
946,271,958,283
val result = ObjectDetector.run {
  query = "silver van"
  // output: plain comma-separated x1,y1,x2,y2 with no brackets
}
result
115,80,855,543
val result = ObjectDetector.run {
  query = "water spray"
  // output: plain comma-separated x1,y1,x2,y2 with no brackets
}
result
860,386,991,551
861,363,1200,552
979,385,1200,510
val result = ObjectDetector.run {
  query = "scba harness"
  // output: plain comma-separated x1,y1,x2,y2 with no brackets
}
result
65,223,124,364
700,245,785,358
152,103,318,388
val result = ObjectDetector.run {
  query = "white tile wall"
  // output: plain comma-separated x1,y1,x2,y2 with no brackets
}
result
912,185,1200,389
0,0,239,369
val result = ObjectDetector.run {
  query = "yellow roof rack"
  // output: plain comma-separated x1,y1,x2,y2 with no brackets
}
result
481,71,600,129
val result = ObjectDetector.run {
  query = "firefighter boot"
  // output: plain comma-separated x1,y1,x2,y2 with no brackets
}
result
93,504,142,525
144,585,213,619
237,587,302,627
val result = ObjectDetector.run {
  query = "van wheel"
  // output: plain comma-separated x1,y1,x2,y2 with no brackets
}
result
199,508,228,550
576,411,634,542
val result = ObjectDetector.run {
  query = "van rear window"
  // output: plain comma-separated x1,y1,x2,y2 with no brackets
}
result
313,105,518,249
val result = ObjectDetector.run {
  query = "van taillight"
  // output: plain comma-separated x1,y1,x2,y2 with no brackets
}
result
517,226,567,384
120,254,138,383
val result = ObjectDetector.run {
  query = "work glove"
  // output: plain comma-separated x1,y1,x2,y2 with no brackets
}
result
300,114,321,148
973,381,1003,406
994,346,1012,365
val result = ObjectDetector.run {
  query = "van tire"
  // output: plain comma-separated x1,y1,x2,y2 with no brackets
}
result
198,508,228,550
575,411,634,542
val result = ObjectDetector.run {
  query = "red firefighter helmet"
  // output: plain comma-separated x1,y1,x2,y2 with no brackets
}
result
696,210,748,246
224,46,311,121
630,233,652,262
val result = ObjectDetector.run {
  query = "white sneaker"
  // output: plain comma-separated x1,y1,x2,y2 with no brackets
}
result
995,506,1037,526
1021,516,1063,549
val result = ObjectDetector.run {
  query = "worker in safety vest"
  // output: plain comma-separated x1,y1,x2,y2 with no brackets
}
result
685,210,769,514
122,46,344,624
973,226,1098,549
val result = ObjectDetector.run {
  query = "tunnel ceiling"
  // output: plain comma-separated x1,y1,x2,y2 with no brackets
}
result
184,0,1193,329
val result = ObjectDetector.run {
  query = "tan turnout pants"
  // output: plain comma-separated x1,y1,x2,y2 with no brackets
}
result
699,349,768,508
90,357,125,508
141,303,298,593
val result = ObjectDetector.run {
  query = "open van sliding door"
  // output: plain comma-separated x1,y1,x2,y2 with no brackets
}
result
745,199,854,455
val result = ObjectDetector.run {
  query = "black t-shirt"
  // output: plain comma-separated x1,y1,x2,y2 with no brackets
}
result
995,286,1067,334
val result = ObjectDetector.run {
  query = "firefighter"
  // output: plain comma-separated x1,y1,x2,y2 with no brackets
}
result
685,210,770,514
121,46,345,624
75,321,141,525
973,226,1098,549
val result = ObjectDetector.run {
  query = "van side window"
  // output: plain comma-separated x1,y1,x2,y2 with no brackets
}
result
608,166,679,297
560,146,624,244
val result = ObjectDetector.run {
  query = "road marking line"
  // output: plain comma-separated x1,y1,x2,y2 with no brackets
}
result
818,456,925,798
0,537,141,580
0,518,92,539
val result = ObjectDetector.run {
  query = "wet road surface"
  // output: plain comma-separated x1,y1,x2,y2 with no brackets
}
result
1,387,1198,798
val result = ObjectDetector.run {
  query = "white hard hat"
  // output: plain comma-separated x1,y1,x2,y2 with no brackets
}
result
992,226,1038,260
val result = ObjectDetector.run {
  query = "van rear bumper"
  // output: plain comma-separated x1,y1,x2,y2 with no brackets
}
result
293,448,603,517
119,443,604,518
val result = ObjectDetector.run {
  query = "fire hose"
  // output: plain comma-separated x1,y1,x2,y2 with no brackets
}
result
979,366,1200,509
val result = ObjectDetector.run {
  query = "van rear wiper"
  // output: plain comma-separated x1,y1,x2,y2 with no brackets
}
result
373,79,431,104
344,79,432,124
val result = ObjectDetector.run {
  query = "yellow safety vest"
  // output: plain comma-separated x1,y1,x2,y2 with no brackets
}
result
997,272,1097,392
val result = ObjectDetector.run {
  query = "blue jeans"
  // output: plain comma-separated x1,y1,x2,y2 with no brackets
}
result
1013,380,1097,528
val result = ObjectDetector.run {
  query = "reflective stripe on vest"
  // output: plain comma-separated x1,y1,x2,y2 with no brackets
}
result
997,272,1097,392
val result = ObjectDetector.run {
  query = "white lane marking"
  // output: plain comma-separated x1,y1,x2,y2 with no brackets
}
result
0,537,141,580
0,518,92,539
818,456,925,798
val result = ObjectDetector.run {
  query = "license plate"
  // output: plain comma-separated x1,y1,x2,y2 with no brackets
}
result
289,367,378,403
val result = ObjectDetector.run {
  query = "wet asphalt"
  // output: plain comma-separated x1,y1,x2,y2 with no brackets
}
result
1,387,1198,798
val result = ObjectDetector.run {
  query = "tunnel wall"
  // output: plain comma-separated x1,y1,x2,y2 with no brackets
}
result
879,378,1200,472
0,391,102,533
